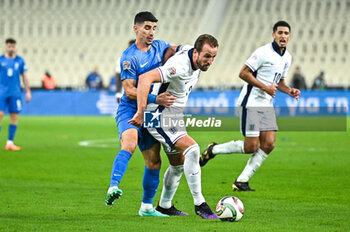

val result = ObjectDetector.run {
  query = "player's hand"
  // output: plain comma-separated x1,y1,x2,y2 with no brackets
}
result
156,92,176,108
25,91,32,102
289,88,301,100
264,84,278,97
128,111,143,128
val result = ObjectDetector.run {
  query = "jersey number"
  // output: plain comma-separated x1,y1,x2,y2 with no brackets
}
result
273,72,282,84
7,68,13,77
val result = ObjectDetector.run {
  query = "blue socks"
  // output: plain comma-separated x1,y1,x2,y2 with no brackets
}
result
109,150,160,205
110,150,132,187
142,166,160,204
8,124,17,141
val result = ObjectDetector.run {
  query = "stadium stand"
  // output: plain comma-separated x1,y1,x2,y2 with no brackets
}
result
0,0,349,89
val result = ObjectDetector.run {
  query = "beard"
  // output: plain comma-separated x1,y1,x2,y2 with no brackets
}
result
197,60,209,71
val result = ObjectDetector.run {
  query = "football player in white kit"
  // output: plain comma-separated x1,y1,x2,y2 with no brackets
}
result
129,34,219,219
200,21,300,191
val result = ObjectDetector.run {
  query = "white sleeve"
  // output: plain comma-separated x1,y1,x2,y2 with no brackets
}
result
157,56,188,83
245,47,264,72
177,45,193,52
282,56,292,79
115,57,121,74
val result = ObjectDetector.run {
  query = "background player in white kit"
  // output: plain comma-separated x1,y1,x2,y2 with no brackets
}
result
129,34,219,219
200,21,300,191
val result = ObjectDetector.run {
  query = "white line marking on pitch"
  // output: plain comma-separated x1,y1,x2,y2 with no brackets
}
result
78,138,119,148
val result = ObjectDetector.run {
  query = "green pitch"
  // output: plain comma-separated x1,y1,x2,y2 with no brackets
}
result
0,116,349,232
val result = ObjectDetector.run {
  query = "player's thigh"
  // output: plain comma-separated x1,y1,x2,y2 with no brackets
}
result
160,143,184,166
173,135,197,154
166,151,184,166
259,130,276,154
244,136,260,153
260,107,278,133
0,110,4,123
0,96,8,117
141,142,161,170
8,97,22,114
146,125,187,153
120,128,139,153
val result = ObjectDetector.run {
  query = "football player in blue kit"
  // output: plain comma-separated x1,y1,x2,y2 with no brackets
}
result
0,38,31,151
105,11,187,217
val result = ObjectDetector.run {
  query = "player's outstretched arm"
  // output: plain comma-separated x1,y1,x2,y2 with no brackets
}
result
277,79,300,100
22,73,31,102
128,69,162,127
239,65,278,97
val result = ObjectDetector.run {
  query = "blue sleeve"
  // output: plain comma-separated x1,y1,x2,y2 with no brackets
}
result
157,40,171,55
120,55,137,81
20,57,28,74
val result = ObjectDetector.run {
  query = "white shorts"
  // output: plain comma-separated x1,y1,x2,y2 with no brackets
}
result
239,106,278,137
147,106,187,152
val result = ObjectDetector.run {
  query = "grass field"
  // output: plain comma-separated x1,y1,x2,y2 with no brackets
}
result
0,116,349,232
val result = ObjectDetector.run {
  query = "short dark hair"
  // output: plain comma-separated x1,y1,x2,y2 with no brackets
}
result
194,34,219,53
273,21,291,32
134,11,158,25
128,39,136,47
5,38,16,44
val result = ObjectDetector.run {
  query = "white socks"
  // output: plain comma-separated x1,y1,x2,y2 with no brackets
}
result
237,148,268,182
212,140,244,154
107,186,119,194
159,165,184,209
141,202,153,211
183,144,205,206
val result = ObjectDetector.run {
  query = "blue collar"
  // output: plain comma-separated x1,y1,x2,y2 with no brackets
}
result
272,41,286,56
188,48,197,70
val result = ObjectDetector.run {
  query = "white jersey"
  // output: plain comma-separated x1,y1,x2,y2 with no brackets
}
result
237,42,292,107
115,57,121,74
155,48,200,108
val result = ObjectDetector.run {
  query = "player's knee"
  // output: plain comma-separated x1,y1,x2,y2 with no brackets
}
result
261,142,275,154
121,142,137,154
244,143,259,154
146,159,161,170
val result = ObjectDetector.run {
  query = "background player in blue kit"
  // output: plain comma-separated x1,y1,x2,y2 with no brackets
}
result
0,38,31,151
105,12,186,217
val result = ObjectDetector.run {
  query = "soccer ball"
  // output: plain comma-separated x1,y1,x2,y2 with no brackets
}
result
216,196,244,222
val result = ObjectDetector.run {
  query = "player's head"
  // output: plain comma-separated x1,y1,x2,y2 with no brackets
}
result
193,34,219,71
5,38,17,57
133,11,158,46
272,21,291,48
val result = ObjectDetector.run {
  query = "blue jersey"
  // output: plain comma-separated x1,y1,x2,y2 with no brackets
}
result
0,55,27,97
119,40,170,108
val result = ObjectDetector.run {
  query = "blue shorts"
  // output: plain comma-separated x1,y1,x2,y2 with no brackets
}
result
0,96,22,113
116,103,158,151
